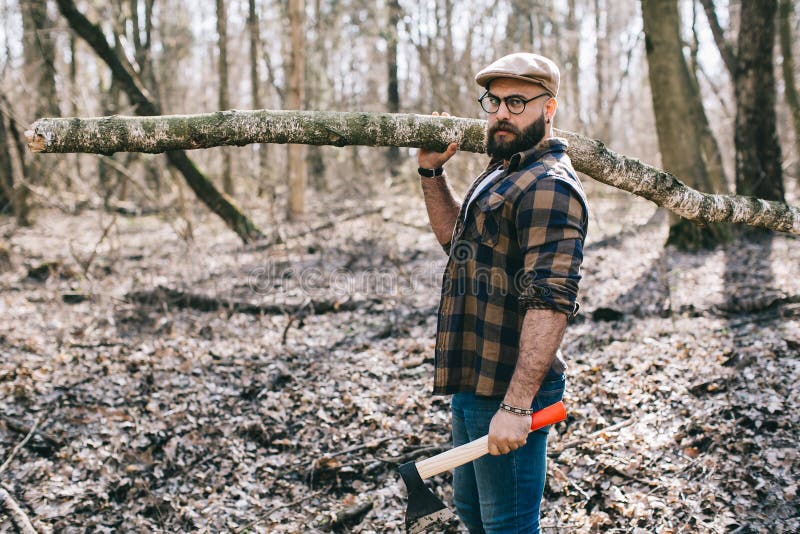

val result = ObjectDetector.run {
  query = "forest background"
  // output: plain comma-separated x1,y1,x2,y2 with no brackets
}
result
1,0,799,532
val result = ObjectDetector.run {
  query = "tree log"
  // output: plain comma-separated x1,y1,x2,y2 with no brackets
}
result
25,110,800,236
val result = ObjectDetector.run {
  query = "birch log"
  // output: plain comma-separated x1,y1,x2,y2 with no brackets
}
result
25,110,800,236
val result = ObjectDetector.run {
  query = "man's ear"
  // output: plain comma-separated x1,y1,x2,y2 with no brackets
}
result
545,97,558,121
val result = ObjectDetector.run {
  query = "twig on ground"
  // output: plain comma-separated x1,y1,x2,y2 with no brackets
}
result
328,436,396,458
0,415,42,476
234,490,325,534
69,214,118,277
317,500,374,532
551,416,636,454
0,483,38,534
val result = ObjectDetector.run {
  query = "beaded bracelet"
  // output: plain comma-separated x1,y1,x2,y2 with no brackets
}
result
499,402,534,416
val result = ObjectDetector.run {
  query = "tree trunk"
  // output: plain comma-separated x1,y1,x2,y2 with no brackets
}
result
130,0,160,194
642,0,730,249
566,0,581,127
20,0,60,119
699,0,737,76
734,0,784,202
779,0,800,172
0,94,31,225
25,110,800,236
55,0,264,243
385,0,402,177
287,0,307,221
248,0,271,203
216,0,233,196
594,0,606,137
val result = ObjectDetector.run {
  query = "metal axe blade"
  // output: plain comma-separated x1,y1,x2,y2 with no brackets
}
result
398,461,456,533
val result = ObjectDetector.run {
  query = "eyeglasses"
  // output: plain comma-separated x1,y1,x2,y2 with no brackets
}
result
478,91,549,114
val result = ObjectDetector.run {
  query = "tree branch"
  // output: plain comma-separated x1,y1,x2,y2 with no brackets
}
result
24,109,800,235
698,0,737,76
54,0,264,243
0,484,38,534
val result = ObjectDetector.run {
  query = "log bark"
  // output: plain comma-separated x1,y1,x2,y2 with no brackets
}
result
24,109,800,236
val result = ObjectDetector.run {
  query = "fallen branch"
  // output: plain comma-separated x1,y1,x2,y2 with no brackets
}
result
125,285,366,316
0,415,62,450
317,500,374,532
25,110,800,235
0,416,42,476
241,205,384,252
0,484,38,534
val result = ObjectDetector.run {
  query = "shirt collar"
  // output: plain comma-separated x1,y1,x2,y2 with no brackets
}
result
503,137,569,172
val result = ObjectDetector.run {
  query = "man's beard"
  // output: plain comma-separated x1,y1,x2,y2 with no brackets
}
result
485,114,546,160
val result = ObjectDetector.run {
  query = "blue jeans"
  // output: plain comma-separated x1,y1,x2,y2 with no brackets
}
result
451,372,565,534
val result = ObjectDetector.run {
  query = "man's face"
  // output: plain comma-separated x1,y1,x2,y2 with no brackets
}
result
483,77,550,160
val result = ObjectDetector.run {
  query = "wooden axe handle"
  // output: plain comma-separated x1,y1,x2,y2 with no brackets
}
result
414,401,566,480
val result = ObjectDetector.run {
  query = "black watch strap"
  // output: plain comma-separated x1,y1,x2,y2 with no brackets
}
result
418,166,444,177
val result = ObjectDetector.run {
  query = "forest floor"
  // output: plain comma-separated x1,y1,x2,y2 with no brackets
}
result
1,179,799,533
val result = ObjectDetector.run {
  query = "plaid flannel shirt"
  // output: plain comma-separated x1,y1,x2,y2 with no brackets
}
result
434,137,589,397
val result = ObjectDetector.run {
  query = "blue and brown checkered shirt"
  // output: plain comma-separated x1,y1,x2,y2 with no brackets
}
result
434,137,589,397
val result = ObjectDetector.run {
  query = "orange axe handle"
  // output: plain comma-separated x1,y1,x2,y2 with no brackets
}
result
414,401,567,480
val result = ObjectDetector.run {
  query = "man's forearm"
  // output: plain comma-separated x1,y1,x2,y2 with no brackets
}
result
420,175,460,246
503,308,567,408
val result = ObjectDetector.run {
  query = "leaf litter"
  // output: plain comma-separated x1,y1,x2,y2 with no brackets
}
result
0,185,798,533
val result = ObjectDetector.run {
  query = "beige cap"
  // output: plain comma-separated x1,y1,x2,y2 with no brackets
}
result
475,52,560,97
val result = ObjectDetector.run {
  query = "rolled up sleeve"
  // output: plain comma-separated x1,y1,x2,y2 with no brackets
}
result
514,176,587,318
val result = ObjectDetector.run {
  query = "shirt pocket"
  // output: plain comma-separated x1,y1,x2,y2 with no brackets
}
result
474,191,505,247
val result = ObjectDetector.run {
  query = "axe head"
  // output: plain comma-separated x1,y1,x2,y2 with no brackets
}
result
398,461,457,534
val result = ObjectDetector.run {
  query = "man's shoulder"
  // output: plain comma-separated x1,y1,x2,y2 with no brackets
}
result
510,152,583,198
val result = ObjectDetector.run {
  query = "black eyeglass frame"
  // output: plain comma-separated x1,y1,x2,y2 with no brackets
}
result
478,90,550,115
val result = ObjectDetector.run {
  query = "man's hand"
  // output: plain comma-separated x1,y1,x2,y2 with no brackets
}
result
418,111,458,169
487,409,531,455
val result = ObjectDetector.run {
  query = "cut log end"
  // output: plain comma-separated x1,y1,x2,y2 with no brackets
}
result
24,128,46,153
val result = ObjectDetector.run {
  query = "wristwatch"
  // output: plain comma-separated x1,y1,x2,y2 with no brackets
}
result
418,166,444,177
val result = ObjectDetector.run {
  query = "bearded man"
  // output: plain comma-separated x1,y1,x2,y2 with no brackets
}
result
417,52,589,533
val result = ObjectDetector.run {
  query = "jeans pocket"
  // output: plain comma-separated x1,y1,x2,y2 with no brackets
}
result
531,374,566,414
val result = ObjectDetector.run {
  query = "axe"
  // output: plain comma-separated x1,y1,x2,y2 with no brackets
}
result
398,401,566,533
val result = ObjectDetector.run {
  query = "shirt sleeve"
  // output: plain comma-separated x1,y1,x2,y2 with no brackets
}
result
514,176,587,318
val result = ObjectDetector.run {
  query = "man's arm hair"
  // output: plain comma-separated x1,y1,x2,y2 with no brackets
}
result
503,308,567,408
420,175,460,250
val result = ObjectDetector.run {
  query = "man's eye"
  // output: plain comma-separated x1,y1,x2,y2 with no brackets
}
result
488,96,501,105
506,98,523,107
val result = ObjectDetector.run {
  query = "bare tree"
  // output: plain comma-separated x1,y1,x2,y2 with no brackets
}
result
248,0,272,205
385,0,402,176
779,0,800,172
20,0,59,119
642,0,730,249
701,0,785,202
734,0,783,202
55,0,264,242
287,0,307,220
216,0,233,195
0,93,31,224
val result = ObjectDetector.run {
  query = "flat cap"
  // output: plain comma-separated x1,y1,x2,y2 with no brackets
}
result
475,52,560,97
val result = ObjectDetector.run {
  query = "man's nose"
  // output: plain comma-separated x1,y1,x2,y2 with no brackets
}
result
495,100,512,120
